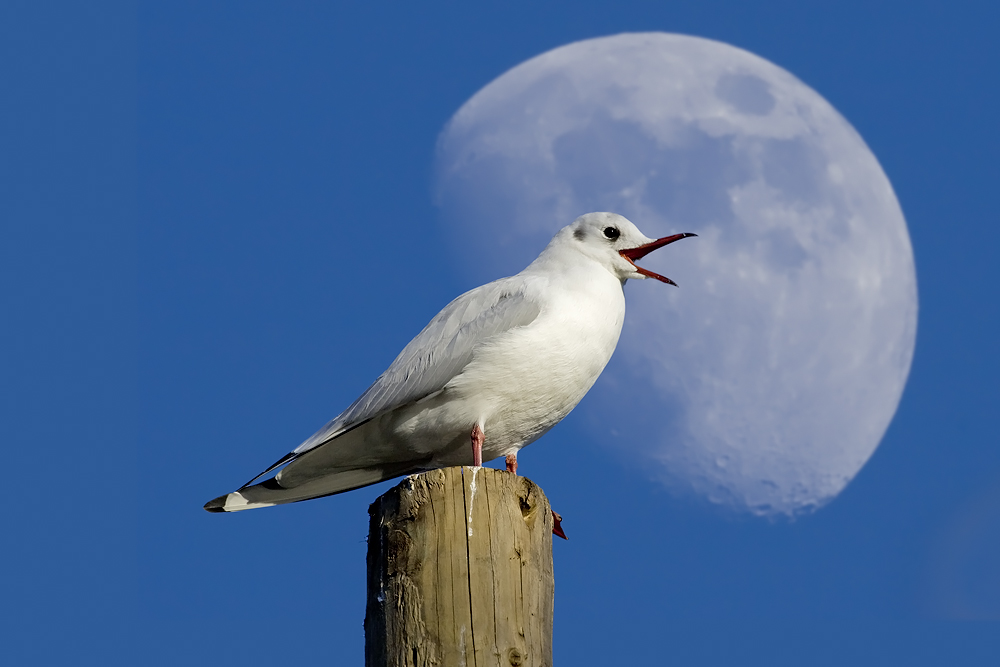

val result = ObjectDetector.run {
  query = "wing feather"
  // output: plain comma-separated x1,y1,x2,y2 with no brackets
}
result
292,277,541,456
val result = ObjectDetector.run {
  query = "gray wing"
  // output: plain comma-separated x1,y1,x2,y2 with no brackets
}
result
293,276,541,456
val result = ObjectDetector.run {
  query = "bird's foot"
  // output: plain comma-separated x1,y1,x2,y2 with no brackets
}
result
552,511,567,540
505,454,518,474
471,423,484,467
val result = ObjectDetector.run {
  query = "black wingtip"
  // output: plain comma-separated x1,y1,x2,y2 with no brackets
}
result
203,494,229,513
240,451,297,490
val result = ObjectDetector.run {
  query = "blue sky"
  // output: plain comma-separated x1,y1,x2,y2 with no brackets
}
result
4,1,999,664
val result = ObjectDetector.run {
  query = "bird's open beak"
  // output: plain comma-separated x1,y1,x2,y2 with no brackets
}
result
619,232,697,286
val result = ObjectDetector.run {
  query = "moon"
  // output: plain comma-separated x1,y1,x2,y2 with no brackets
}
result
433,33,917,517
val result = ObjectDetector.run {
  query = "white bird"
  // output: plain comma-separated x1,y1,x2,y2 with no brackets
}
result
204,212,695,516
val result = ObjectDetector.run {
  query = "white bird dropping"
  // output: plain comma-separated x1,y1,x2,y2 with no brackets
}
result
204,213,695,513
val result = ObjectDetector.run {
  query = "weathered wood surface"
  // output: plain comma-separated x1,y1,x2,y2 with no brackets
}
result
365,466,554,667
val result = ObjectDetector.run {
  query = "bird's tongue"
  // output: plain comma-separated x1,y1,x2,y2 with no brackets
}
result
619,232,697,286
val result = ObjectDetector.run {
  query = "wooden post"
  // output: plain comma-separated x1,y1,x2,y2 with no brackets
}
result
365,466,555,667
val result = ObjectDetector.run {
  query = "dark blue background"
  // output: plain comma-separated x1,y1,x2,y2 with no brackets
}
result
4,1,998,664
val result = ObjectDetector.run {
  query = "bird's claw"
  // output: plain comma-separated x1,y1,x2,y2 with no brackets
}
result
552,510,567,540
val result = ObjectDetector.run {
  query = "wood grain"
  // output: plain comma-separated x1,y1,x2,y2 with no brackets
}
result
365,467,554,667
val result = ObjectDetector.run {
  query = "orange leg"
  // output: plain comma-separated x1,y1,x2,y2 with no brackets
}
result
505,453,518,474
471,423,484,467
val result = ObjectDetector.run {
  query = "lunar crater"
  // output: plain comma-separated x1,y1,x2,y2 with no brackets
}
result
715,72,776,116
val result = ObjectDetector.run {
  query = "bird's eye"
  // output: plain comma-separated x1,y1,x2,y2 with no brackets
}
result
603,226,620,240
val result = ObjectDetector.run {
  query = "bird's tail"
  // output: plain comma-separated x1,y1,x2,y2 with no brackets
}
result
203,460,424,512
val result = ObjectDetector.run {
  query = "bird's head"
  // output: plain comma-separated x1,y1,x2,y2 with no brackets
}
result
565,212,697,285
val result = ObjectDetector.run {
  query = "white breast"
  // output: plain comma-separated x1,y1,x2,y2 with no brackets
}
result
391,259,626,465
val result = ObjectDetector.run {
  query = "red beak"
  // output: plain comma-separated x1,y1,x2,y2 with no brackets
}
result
619,232,697,286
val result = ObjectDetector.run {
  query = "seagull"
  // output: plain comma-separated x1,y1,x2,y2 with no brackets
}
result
204,212,695,524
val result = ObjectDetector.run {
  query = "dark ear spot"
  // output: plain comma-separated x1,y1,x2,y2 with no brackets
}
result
573,227,586,241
